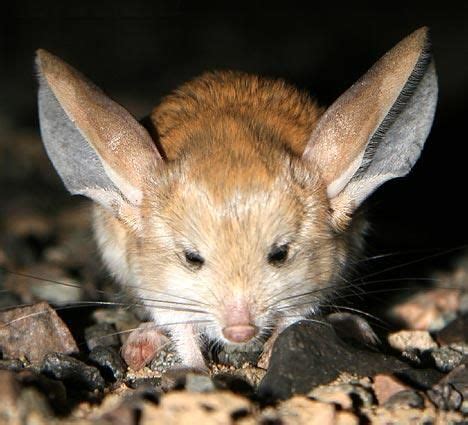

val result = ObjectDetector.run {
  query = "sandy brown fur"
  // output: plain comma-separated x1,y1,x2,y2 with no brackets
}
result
148,71,323,159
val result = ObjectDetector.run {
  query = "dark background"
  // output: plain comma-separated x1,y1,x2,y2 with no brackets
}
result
1,2,467,276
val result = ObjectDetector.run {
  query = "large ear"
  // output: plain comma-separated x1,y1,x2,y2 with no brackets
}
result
303,27,437,224
36,49,162,226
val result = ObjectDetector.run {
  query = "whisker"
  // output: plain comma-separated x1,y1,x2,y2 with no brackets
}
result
77,319,214,347
280,316,331,328
0,301,211,328
0,266,207,309
320,304,390,328
353,245,468,282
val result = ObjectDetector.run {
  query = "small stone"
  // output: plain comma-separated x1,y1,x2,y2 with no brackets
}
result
126,376,162,390
436,314,468,346
427,383,462,411
391,288,461,331
0,302,78,363
215,340,263,367
438,362,468,403
388,330,438,353
92,308,140,345
84,323,120,351
309,383,373,409
395,367,444,389
140,391,251,424
372,374,409,405
41,352,105,391
430,346,464,372
450,343,468,355
149,344,181,373
88,346,126,382
278,396,336,425
185,373,216,392
259,321,410,400
384,390,425,408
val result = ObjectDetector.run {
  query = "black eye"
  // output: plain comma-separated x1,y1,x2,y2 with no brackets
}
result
267,243,289,265
184,250,205,268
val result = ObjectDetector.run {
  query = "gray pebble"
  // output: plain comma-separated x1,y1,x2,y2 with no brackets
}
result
149,345,181,373
88,346,126,382
427,383,463,411
84,323,120,351
185,373,216,392
126,377,162,389
430,346,464,372
41,352,105,391
384,390,425,409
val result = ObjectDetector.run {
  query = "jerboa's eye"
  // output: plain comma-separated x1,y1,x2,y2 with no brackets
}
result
267,243,289,265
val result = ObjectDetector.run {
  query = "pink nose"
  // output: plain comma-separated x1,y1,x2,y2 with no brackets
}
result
222,325,257,343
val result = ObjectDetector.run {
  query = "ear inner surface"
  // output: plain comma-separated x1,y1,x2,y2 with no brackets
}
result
303,27,437,207
346,60,437,206
38,74,124,210
36,49,162,211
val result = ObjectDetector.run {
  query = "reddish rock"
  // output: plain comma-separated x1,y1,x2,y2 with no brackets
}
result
391,289,461,330
0,302,78,363
373,374,410,405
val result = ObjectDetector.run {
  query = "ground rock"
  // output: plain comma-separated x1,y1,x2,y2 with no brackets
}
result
185,372,216,392
140,391,251,424
258,321,410,400
0,302,78,363
277,396,337,425
41,352,105,392
430,346,464,372
387,330,438,353
390,288,461,331
149,343,181,373
92,308,140,345
372,373,410,405
363,405,465,424
214,340,263,368
384,390,425,408
84,323,120,351
88,346,126,382
309,383,373,409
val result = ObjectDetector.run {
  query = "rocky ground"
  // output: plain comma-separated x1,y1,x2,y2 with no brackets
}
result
1,116,467,424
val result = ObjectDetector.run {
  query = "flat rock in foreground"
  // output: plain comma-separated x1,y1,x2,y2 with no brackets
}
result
0,301,78,363
259,321,430,400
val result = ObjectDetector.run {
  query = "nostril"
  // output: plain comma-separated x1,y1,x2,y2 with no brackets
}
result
222,325,257,343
